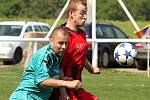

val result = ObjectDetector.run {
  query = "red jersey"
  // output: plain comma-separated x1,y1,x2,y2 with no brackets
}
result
61,27,88,81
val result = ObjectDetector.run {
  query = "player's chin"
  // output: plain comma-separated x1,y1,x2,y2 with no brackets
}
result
81,21,86,25
58,52,63,56
78,23,85,27
78,20,85,26
56,54,62,57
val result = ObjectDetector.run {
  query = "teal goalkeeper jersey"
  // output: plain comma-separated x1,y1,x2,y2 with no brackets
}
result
9,44,61,100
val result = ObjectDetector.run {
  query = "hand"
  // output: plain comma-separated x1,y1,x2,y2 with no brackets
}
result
59,94,70,100
87,65,100,74
65,80,81,88
60,87,70,100
92,67,100,74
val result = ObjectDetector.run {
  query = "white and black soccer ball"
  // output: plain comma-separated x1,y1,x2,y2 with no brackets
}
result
114,42,137,66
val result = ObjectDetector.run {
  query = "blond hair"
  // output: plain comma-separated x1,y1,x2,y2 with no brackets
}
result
66,0,87,18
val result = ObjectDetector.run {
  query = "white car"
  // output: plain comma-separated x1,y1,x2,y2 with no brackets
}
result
0,21,50,64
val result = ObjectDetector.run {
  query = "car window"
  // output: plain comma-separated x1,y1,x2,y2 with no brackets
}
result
0,25,22,36
84,24,92,38
25,26,33,32
84,24,103,39
113,26,127,38
101,25,116,38
96,25,103,38
42,26,50,32
33,25,43,32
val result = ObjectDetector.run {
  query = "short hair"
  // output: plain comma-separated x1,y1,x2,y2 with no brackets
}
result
66,0,87,18
49,27,68,38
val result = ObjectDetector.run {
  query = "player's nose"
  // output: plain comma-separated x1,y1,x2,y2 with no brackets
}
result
62,43,67,49
83,13,87,19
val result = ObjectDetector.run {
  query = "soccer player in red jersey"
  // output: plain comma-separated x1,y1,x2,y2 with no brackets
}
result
61,0,100,99
49,0,100,100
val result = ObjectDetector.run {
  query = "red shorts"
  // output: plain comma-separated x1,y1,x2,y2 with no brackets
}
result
49,88,99,100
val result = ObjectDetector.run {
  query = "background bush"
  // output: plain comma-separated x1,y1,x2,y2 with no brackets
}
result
0,0,150,21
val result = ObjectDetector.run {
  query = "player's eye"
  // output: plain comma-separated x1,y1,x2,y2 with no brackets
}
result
65,41,68,46
58,41,64,45
80,10,87,16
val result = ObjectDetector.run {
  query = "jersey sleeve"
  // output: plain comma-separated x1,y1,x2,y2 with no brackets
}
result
33,54,51,85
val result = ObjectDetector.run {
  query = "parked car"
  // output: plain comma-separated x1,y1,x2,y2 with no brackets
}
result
83,23,130,68
0,21,50,64
135,25,150,70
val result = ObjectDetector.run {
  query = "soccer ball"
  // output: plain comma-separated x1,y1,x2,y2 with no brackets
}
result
114,43,137,66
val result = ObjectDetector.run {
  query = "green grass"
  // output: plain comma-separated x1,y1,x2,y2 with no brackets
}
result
82,69,150,100
0,65,150,100
0,64,24,100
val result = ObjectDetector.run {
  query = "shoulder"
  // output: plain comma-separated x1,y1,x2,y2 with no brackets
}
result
78,28,86,38
78,28,85,34
32,44,51,59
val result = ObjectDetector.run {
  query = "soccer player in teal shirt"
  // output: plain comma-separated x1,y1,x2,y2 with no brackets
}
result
9,27,81,100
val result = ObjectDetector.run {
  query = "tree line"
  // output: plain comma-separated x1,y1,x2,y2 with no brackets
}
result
0,0,149,21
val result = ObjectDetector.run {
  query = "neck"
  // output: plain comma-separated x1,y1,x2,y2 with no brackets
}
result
65,19,78,31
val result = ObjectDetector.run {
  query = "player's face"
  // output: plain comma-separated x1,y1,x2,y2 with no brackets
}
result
50,32,68,56
72,3,87,27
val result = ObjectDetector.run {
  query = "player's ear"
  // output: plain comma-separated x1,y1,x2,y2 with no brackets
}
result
49,38,53,45
69,10,74,19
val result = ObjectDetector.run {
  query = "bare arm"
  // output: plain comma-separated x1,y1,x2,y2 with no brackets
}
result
59,70,72,99
38,78,81,89
84,57,100,74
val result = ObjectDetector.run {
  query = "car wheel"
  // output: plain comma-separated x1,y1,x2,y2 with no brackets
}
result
3,61,13,65
135,60,147,70
4,48,23,65
99,50,109,67
11,48,23,64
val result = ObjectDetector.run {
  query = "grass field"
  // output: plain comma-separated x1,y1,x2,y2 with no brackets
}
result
0,64,150,100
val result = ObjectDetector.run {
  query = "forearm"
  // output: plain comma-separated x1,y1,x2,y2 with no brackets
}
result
84,58,94,73
84,58,100,74
38,78,81,89
38,78,67,88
